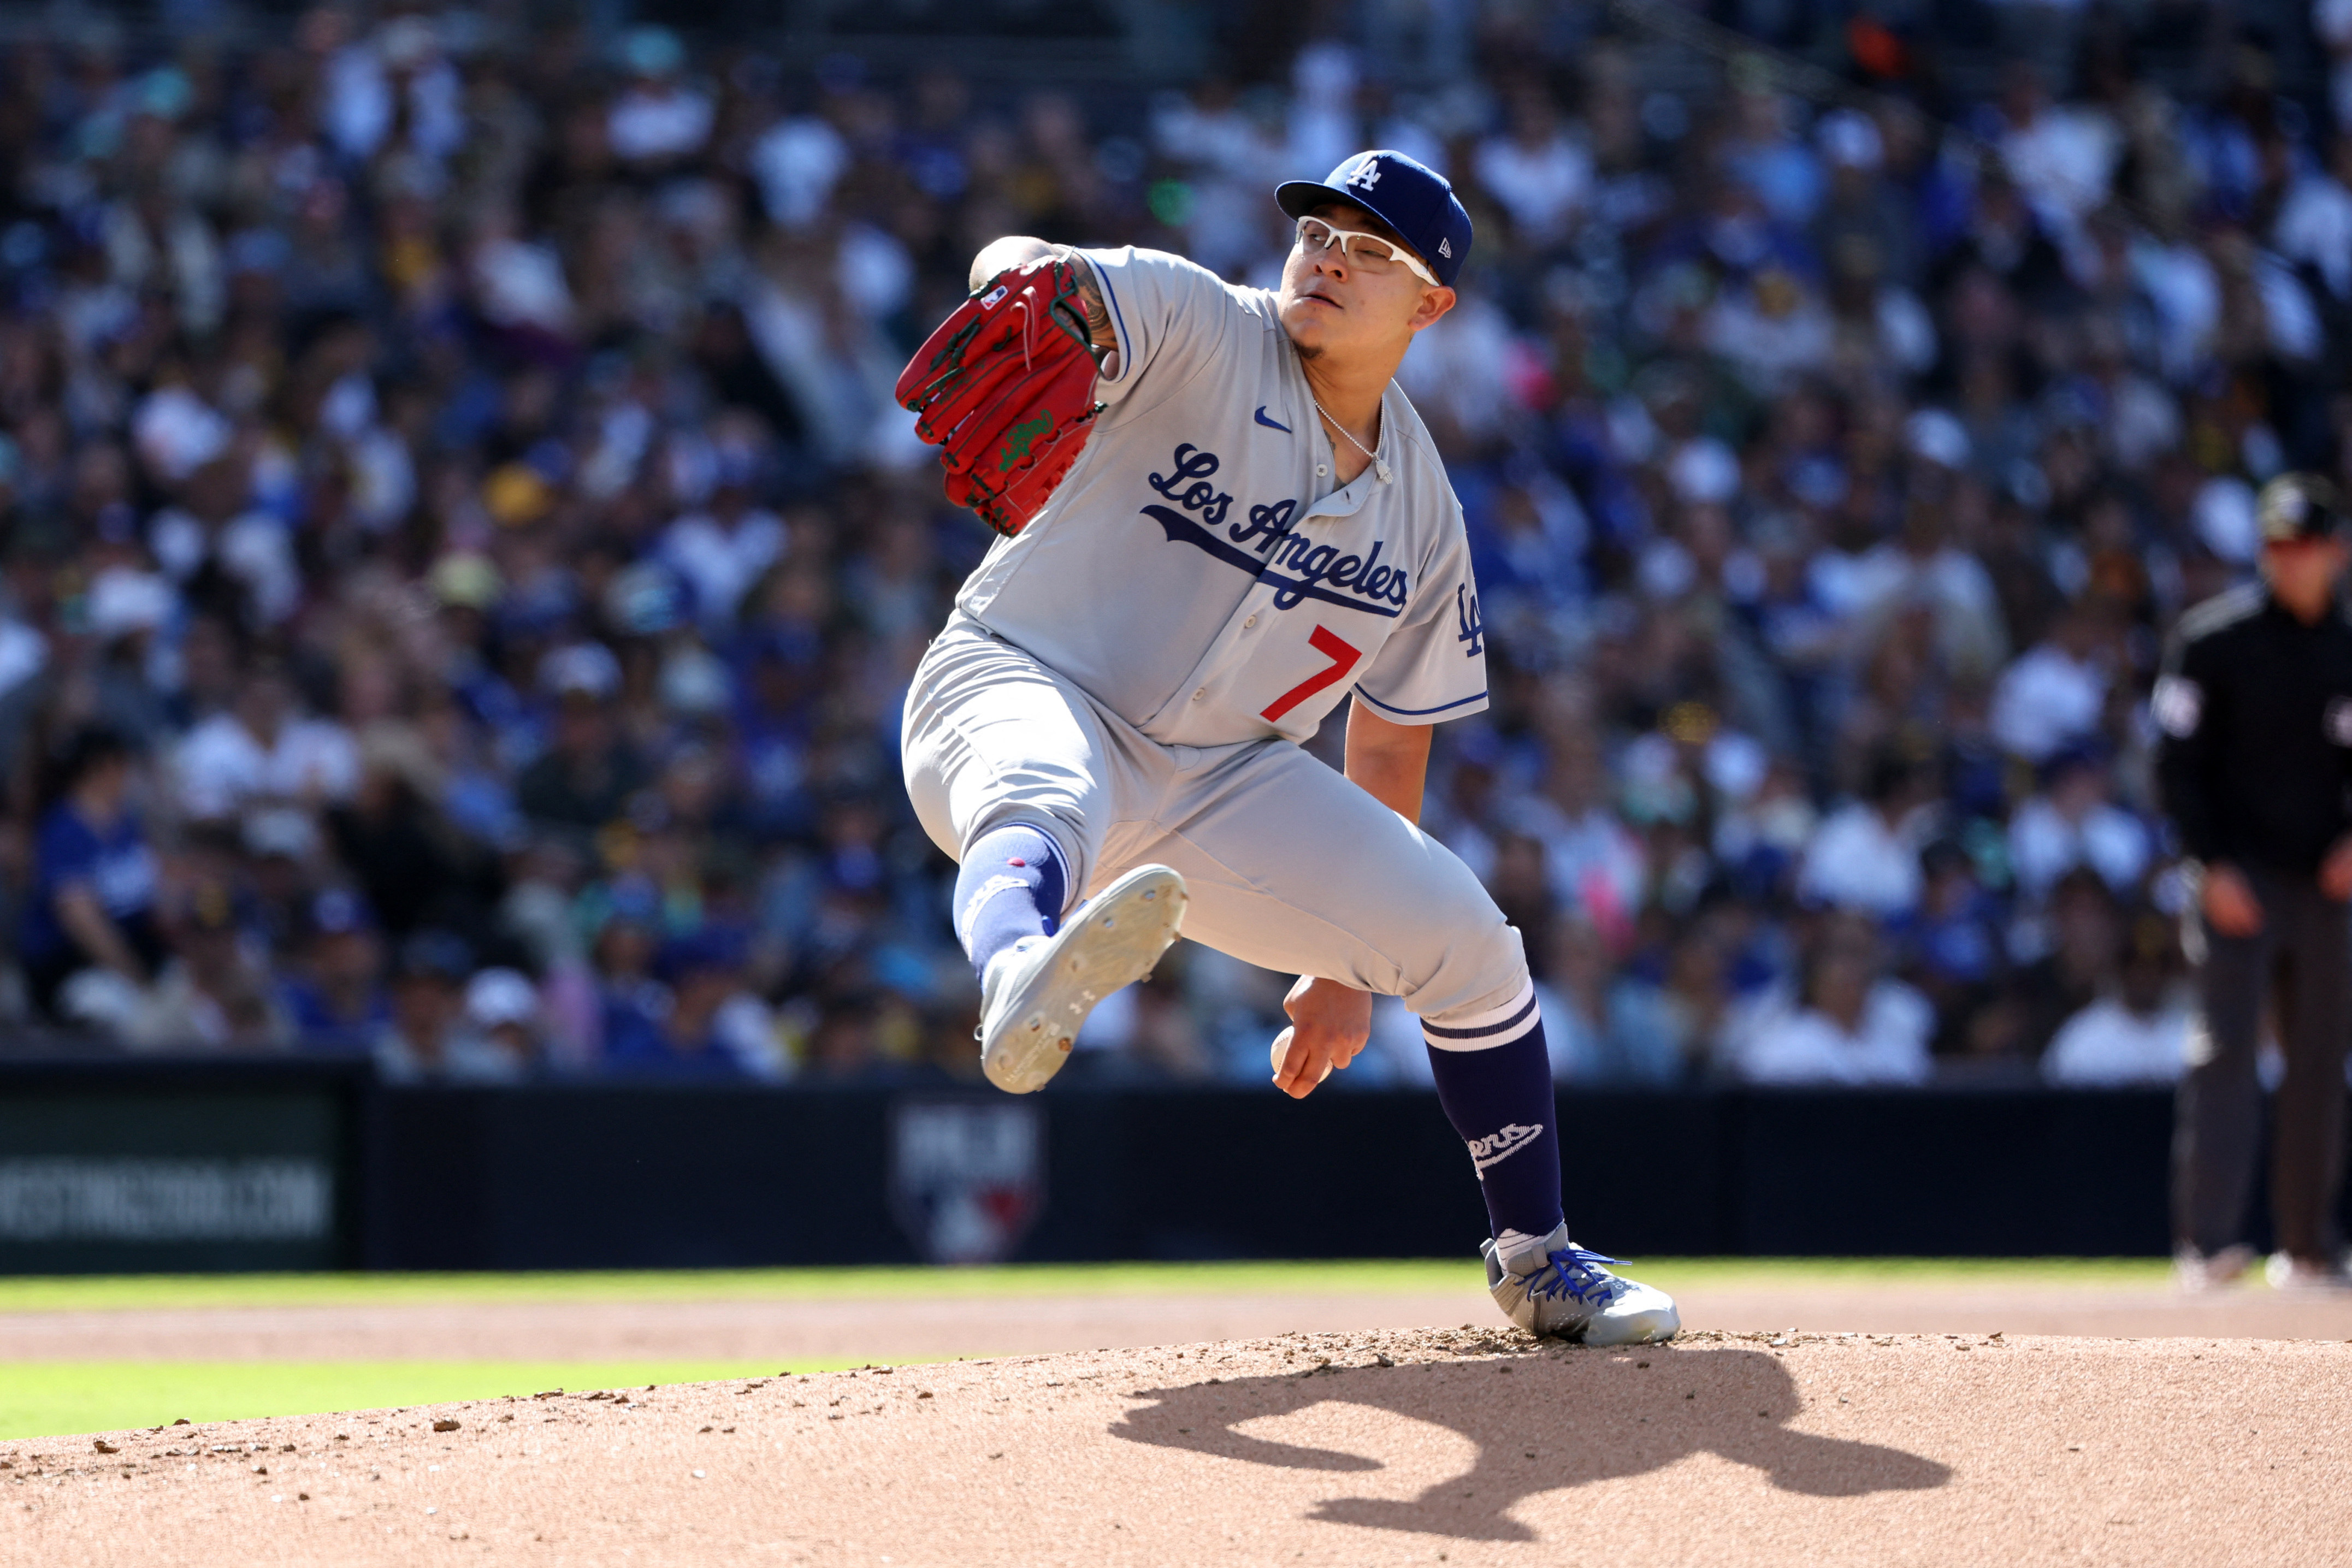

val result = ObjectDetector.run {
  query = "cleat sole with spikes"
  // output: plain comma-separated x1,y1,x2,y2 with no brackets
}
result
977,863,1187,1094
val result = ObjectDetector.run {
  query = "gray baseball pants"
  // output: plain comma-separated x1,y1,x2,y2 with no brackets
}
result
901,614,1531,1031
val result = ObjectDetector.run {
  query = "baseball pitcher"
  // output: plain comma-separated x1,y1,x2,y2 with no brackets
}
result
896,150,1678,1344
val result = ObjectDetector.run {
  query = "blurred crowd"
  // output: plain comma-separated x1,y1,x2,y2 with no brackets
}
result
3,1,2337,1088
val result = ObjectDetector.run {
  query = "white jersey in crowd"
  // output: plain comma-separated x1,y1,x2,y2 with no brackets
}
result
954,246,1488,748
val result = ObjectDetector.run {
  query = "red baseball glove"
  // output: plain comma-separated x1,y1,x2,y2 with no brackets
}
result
895,255,1102,537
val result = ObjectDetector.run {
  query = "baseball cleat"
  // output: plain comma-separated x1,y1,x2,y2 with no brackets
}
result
2173,1243,2257,1293
2262,1251,2352,1294
976,863,1187,1093
1481,1223,1680,1345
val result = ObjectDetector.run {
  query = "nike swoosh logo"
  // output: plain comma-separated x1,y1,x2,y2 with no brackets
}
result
1254,406,1291,433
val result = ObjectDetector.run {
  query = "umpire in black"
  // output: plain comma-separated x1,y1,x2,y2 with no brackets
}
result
2155,473,2352,1292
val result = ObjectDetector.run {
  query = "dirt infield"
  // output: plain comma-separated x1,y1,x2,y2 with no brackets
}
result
7,1276,2350,1362
10,1327,2351,1567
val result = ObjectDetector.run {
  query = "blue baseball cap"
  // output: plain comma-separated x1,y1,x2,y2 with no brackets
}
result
1275,150,1473,288
309,887,377,937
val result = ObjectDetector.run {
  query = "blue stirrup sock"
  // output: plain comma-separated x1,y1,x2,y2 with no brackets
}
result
1422,984,1564,1251
954,825,1069,987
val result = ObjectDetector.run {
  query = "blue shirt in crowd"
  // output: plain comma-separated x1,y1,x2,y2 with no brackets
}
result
19,803,156,965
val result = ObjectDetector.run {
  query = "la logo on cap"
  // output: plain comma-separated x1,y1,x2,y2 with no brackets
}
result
1348,157,1382,189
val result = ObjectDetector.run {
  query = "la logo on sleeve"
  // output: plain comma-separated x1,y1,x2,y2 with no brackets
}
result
1455,584,1484,657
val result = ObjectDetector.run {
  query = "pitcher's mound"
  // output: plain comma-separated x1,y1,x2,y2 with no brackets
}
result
13,1327,2350,1566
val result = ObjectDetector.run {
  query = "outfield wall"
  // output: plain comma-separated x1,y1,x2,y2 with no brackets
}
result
0,1058,2327,1271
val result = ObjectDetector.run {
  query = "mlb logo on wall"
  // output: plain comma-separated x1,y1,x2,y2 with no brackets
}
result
889,1098,1045,1264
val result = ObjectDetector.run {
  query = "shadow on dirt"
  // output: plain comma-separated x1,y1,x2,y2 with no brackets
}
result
1108,1345,1951,1541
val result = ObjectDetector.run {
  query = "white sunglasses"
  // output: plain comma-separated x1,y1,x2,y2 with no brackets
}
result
1293,216,1441,288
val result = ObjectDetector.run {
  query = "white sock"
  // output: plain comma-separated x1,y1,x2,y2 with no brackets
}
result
1495,1227,1551,1264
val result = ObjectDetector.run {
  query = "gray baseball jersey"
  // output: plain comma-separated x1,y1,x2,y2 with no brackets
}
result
954,246,1490,744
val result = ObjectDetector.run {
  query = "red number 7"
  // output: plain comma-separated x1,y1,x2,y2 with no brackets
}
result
1260,625,1363,722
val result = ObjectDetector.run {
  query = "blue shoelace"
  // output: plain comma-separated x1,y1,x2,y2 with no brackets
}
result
1526,1244,1629,1308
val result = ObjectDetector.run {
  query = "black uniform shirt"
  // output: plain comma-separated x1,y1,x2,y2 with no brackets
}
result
2154,583,2352,875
